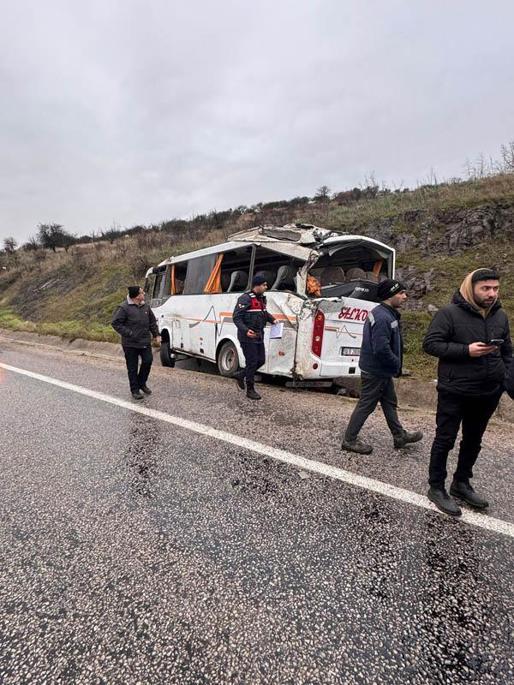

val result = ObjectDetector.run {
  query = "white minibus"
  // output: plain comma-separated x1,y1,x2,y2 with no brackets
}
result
144,224,395,385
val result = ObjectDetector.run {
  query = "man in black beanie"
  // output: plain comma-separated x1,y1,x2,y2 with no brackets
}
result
112,285,161,400
233,274,277,400
342,279,423,455
423,268,511,516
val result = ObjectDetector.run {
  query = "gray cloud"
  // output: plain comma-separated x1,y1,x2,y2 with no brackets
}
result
1,0,513,242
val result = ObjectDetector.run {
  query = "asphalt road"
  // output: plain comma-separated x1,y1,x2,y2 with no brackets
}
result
0,338,513,684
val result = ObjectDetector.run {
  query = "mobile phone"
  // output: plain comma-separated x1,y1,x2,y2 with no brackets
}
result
488,338,504,346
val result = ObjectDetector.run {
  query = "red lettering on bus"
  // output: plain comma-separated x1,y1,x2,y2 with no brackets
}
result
338,306,369,322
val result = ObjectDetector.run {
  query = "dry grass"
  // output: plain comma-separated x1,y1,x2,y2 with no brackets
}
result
323,173,514,231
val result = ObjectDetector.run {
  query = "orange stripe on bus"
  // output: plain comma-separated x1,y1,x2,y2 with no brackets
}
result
218,312,295,322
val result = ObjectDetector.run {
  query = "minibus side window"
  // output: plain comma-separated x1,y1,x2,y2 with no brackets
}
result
251,246,300,293
182,255,218,295
219,247,252,292
172,263,187,295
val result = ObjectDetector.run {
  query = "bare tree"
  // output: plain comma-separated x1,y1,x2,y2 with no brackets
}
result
3,236,17,255
500,141,514,173
314,185,331,202
23,236,40,252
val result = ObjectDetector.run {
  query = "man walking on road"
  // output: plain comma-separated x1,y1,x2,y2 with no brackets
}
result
423,268,512,516
341,279,423,455
112,285,161,400
233,274,277,400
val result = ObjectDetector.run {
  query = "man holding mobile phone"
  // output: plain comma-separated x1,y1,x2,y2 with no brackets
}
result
423,268,512,516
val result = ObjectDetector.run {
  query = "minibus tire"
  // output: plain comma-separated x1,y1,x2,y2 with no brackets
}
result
217,341,240,377
160,340,175,368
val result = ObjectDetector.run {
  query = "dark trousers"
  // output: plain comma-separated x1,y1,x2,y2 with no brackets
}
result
123,346,153,393
345,373,404,441
239,341,266,386
428,389,501,488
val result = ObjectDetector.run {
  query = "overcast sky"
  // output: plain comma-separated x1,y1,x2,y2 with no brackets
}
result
1,0,513,243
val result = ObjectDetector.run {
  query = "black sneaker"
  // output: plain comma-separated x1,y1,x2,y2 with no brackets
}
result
235,374,245,391
341,438,373,455
132,390,144,400
140,385,152,395
450,480,489,510
246,386,261,400
427,487,462,517
394,431,423,449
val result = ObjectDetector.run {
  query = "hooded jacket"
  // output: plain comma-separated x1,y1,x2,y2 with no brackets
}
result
423,284,512,396
459,270,497,318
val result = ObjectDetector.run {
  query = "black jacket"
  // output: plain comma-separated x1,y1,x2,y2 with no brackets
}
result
423,291,512,396
112,299,159,348
506,361,514,399
233,291,275,344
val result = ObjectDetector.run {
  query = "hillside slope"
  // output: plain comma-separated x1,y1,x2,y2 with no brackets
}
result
1,174,513,379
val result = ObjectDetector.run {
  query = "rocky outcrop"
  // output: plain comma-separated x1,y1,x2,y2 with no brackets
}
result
418,205,513,254
359,202,514,257
396,266,436,300
358,201,514,308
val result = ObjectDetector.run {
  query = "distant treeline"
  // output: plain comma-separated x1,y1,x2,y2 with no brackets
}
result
2,183,386,257
2,139,513,259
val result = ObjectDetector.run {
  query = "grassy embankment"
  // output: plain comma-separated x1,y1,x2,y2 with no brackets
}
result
1,174,513,379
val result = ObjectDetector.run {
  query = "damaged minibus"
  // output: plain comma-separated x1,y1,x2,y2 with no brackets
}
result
144,224,395,386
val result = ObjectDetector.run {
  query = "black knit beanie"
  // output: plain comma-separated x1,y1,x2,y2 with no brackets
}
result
377,279,407,301
128,285,142,299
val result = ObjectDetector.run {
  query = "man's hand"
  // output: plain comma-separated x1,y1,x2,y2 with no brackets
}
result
271,319,278,325
247,329,258,339
469,342,496,357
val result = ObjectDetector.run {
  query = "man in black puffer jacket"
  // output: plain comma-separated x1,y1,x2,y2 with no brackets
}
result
423,268,512,516
506,362,514,399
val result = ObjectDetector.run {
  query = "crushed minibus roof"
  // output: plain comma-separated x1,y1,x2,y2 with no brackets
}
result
156,223,393,269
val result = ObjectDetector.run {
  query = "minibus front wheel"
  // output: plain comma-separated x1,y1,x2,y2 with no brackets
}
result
217,340,240,377
160,339,176,368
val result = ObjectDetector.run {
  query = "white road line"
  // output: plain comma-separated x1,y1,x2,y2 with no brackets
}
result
2,360,514,540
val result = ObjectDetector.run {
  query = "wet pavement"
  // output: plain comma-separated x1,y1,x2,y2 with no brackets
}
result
0,339,513,684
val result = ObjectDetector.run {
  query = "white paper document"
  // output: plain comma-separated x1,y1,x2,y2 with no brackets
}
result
269,322,284,339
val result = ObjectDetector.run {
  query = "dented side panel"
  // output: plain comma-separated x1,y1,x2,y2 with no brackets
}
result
292,297,379,380
261,292,304,377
